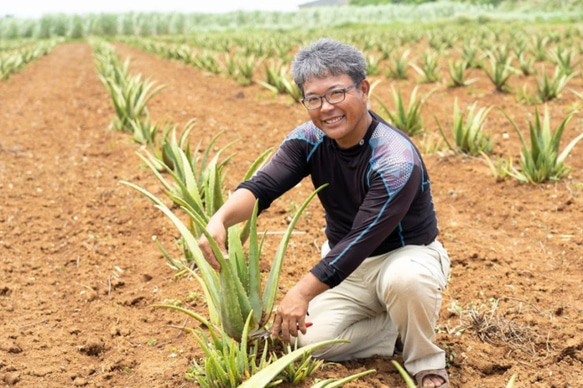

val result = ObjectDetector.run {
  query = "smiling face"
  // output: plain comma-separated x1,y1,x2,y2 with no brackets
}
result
303,74,372,149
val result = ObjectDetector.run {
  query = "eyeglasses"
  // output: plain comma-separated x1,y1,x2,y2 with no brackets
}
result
301,82,359,110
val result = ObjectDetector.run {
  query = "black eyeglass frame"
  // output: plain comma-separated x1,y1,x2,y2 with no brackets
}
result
301,81,360,110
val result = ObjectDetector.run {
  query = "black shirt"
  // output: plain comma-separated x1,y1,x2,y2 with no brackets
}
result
238,111,438,288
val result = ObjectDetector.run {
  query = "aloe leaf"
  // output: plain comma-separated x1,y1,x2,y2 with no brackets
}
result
218,266,248,341
434,114,455,152
247,201,264,325
310,369,376,388
188,270,220,326
199,130,226,177
135,150,174,193
151,202,220,307
391,360,416,388
506,374,518,388
152,304,213,329
243,147,273,181
558,132,583,164
154,238,184,271
228,224,247,285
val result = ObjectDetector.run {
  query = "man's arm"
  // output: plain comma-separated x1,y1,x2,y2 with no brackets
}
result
198,188,257,270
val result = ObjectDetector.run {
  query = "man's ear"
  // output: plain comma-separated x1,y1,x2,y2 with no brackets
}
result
360,79,371,97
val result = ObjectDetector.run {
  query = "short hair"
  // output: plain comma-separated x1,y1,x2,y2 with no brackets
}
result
291,38,366,94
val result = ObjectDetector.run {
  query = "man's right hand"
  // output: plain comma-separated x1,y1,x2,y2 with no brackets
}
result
197,219,227,271
196,188,258,272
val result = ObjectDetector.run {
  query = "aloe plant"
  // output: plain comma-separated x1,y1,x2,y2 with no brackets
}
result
488,43,513,66
411,51,441,83
385,49,410,80
460,39,481,69
129,126,273,271
436,99,493,156
502,105,582,184
128,115,164,145
365,54,381,76
549,46,576,75
481,152,514,182
447,59,477,88
102,70,166,133
483,55,515,93
373,84,433,136
160,307,343,388
529,34,549,62
125,177,326,340
235,54,259,86
535,66,574,102
516,52,535,76
192,50,222,74
258,60,301,102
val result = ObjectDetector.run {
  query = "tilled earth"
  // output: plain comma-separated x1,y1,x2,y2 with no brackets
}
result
0,42,582,387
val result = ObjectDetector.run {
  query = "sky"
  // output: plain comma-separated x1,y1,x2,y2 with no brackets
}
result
1,0,308,19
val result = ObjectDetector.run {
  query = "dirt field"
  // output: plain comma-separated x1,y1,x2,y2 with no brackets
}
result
1,42,582,387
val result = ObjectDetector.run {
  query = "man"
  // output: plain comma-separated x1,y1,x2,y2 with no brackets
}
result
198,38,450,388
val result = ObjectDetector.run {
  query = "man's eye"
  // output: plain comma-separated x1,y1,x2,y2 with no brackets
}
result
328,90,344,98
306,97,320,104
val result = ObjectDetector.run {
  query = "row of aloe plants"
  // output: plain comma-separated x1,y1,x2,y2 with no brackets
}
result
91,39,166,144
117,23,582,103
0,38,63,81
134,25,583,74
117,36,303,101
90,39,378,387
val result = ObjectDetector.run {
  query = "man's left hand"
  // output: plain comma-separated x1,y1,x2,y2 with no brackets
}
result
271,273,329,343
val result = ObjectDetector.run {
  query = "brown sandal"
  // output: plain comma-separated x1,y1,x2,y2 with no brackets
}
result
414,368,449,388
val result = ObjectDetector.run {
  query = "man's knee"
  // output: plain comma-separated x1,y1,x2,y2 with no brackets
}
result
379,264,439,304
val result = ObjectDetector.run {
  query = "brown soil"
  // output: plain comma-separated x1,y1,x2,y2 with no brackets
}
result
1,42,582,387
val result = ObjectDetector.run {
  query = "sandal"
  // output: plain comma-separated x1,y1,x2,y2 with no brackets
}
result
414,368,449,388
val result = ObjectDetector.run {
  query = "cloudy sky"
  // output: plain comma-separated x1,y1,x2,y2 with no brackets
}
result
2,0,308,18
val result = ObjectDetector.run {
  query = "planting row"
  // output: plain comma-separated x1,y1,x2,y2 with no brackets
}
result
0,38,63,80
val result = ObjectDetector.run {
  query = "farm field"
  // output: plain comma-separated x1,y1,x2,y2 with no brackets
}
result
1,31,583,388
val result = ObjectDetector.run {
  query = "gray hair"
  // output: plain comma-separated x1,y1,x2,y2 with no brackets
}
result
291,38,366,93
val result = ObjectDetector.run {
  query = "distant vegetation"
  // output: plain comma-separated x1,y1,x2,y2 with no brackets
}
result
0,0,582,39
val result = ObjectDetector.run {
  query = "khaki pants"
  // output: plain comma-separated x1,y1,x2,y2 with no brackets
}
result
297,240,450,376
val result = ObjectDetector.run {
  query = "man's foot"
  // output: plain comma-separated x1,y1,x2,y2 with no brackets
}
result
414,368,449,388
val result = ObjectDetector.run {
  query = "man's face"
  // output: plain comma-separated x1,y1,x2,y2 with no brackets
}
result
302,74,371,149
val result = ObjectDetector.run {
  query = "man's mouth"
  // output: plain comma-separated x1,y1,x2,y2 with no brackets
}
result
323,115,344,125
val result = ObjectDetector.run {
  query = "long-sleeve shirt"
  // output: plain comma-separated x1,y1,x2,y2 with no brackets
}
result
238,111,438,288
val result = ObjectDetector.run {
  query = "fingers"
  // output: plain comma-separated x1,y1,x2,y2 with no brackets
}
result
198,236,221,271
271,316,309,343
